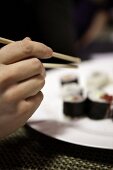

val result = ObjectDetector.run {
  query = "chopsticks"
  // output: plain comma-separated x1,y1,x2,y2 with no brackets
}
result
0,37,14,44
52,52,80,63
43,63,78,69
0,37,81,68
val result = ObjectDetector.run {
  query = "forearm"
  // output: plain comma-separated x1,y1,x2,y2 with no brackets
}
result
79,10,109,46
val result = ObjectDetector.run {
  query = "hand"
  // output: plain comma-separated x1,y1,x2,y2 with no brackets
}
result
0,37,53,138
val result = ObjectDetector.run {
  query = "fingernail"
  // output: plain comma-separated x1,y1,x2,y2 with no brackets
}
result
47,47,53,57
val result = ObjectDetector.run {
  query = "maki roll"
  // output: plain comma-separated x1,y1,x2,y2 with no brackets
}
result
61,83,86,118
60,74,79,86
87,90,112,120
86,71,110,90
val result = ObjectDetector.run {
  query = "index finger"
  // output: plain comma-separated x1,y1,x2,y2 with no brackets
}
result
0,38,53,64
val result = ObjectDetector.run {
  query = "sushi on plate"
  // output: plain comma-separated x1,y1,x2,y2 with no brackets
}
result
61,83,87,118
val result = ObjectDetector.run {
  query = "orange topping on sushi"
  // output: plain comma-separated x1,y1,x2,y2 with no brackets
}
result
101,94,113,103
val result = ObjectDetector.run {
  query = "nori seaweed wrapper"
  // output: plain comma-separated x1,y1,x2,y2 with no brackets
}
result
86,98,109,120
63,100,86,118
86,91,111,120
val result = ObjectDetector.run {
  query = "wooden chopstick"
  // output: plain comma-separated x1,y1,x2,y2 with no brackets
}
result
52,52,80,63
0,37,14,44
43,63,78,69
0,37,81,64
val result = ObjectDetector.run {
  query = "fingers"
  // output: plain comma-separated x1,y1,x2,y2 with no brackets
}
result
25,91,43,115
16,74,45,100
0,37,51,138
0,92,43,138
0,38,53,64
16,91,43,125
16,92,43,125
2,74,45,102
5,58,45,83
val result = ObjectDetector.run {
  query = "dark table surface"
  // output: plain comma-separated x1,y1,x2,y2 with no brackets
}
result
0,124,113,170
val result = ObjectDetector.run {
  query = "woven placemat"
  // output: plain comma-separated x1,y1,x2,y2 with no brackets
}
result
0,125,113,170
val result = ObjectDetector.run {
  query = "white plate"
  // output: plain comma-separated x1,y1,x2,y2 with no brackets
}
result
27,56,113,150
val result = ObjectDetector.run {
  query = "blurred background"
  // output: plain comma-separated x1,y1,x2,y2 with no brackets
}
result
1,0,113,62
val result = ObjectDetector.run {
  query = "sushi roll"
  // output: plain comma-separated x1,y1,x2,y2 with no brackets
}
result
61,83,87,118
60,74,79,86
102,84,113,119
87,90,112,120
86,71,110,90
